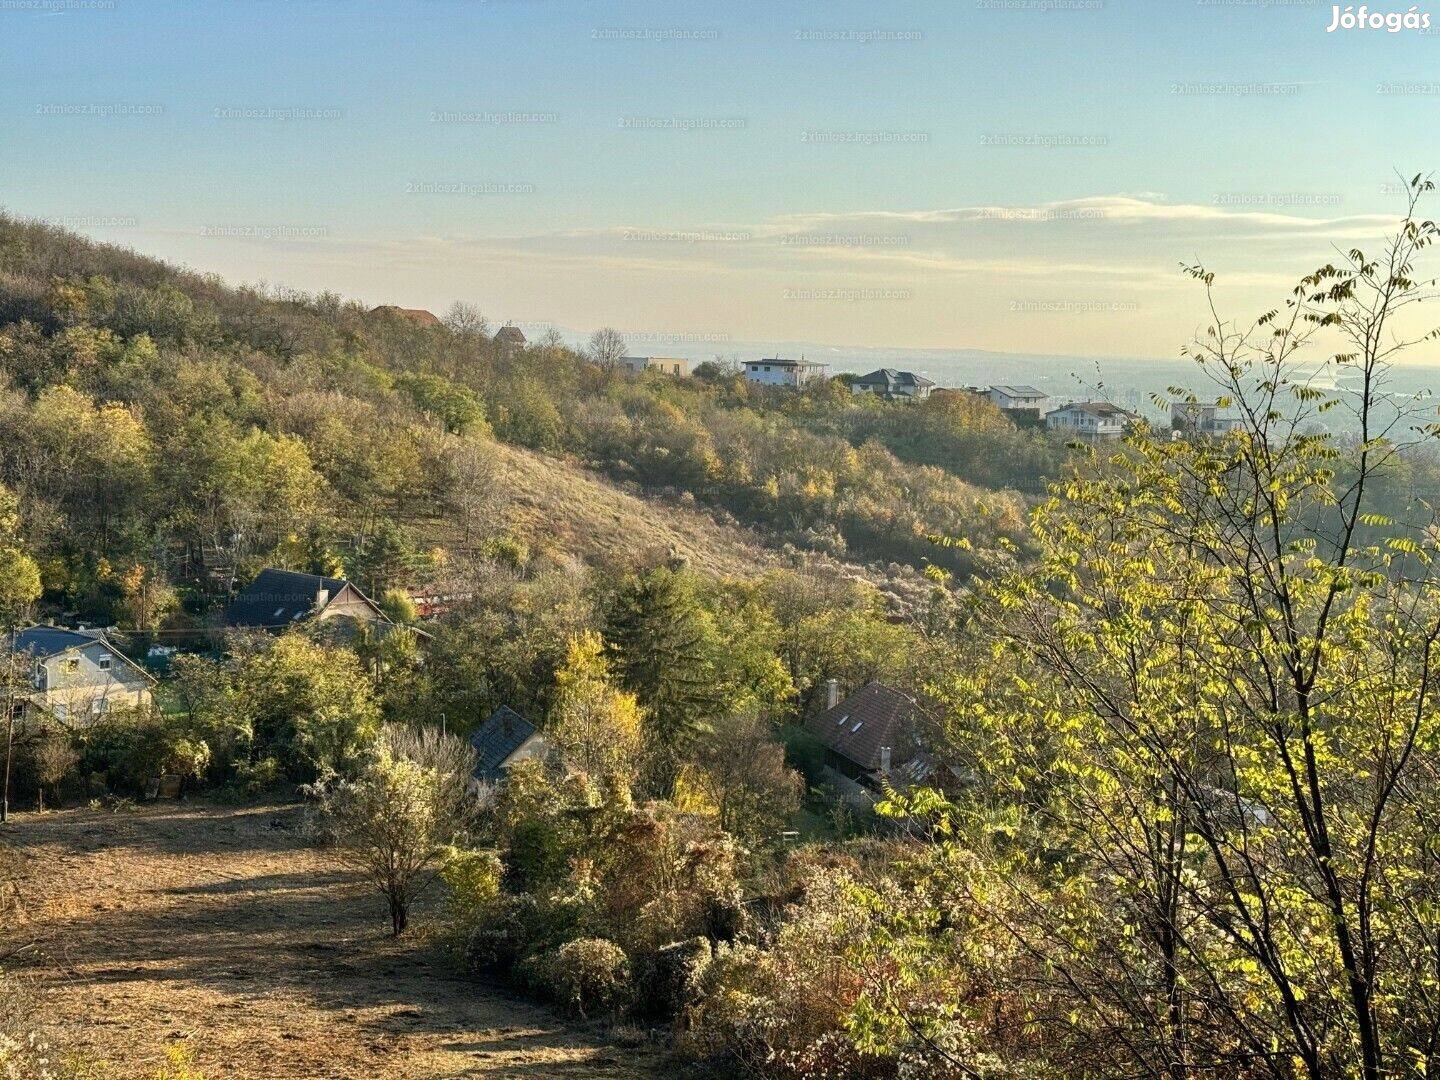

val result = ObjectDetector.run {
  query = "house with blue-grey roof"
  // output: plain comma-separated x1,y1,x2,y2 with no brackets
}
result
5,626,154,722
469,706,550,785
225,568,388,631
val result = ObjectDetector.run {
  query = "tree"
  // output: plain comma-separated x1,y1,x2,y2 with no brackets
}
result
902,178,1440,1078
0,483,40,625
325,725,479,935
585,327,627,372
605,568,722,795
691,712,802,841
547,632,644,780
444,300,489,338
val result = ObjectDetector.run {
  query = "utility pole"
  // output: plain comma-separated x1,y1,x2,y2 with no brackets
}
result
1,653,18,825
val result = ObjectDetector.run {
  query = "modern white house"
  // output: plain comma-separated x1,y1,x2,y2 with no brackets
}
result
1171,400,1241,436
619,356,689,377
850,369,935,401
743,357,828,388
6,626,155,722
987,385,1050,411
1045,401,1141,438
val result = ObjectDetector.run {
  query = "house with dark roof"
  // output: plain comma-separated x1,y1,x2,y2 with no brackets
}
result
803,680,930,805
370,305,442,326
1045,401,1141,438
494,325,527,353
5,626,154,722
851,369,935,401
469,706,549,784
225,569,388,631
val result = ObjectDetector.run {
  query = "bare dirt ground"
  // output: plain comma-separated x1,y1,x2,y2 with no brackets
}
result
1,801,670,1079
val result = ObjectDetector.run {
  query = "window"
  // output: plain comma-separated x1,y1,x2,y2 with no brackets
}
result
835,713,849,726
763,365,771,372
98,656,112,672
60,657,79,675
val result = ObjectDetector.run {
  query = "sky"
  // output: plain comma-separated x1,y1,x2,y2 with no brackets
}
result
3,0,1440,360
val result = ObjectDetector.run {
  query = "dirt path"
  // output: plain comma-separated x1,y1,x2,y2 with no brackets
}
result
1,801,669,1079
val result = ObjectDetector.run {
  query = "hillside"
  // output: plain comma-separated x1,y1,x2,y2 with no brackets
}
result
0,211,1031,627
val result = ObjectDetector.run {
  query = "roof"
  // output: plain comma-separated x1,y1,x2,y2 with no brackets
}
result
804,681,925,772
1053,401,1139,419
6,626,155,683
990,384,1047,398
226,568,363,628
370,305,441,326
470,706,539,782
748,357,826,369
854,368,935,389
9,626,104,659
494,325,527,345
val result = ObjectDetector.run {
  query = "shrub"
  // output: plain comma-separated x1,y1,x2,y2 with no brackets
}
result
439,846,503,935
647,936,712,1020
519,938,632,1020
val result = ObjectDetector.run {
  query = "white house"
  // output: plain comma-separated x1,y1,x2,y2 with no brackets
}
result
987,385,1049,411
1171,400,1241,436
6,626,155,722
1046,401,1141,438
850,369,935,401
743,357,828,388
619,356,689,377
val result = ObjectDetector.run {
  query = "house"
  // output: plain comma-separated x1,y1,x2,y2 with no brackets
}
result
619,356,690,377
850,369,935,401
369,305,441,327
5,626,154,722
803,680,928,806
987,385,1050,411
494,325,527,353
1171,400,1241,436
469,706,549,784
1045,401,1141,438
226,568,388,630
743,357,828,388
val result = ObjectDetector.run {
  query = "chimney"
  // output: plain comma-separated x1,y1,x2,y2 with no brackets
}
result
824,678,840,710
314,587,330,612
879,746,892,777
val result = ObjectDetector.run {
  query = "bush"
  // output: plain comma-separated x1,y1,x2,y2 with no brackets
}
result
647,936,712,1020
518,938,632,1020
440,846,503,935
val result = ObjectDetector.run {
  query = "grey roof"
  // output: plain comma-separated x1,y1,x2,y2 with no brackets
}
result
470,706,539,782
1054,401,1139,419
226,568,353,628
990,384,1046,398
6,626,155,683
8,626,102,658
854,368,935,389
494,325,527,344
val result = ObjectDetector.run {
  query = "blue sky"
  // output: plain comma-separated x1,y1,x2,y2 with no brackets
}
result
3,0,1439,356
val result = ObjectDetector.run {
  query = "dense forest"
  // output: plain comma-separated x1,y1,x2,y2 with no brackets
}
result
9,188,1440,1080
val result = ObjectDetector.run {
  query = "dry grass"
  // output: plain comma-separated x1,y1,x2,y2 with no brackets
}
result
1,801,667,1079
426,442,929,609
